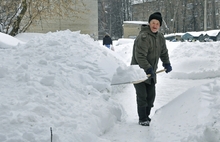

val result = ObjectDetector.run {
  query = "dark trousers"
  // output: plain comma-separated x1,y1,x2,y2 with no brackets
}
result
134,80,156,121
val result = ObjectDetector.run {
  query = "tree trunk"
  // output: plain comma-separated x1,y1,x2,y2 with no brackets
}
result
9,0,27,36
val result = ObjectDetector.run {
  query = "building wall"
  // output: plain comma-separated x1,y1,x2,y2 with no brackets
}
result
23,0,98,39
123,21,148,38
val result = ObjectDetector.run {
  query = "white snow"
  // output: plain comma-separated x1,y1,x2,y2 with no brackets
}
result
123,21,148,25
0,32,25,48
111,65,147,85
0,30,220,142
187,30,220,37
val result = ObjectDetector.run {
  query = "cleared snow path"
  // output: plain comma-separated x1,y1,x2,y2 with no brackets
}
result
101,76,214,142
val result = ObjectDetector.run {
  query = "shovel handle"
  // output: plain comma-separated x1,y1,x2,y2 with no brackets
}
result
147,69,166,77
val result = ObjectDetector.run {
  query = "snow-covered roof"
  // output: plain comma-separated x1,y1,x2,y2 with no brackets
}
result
205,30,220,36
123,21,148,25
187,29,220,37
187,31,205,37
164,33,185,37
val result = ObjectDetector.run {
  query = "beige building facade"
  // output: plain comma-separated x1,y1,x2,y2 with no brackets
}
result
123,21,148,38
23,0,98,39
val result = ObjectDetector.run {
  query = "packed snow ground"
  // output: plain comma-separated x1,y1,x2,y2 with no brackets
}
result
0,30,220,142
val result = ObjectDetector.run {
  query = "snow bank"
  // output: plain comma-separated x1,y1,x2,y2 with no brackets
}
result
151,80,220,142
168,42,220,79
0,30,126,142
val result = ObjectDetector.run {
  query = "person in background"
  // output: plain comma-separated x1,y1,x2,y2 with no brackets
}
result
103,33,112,49
130,12,172,126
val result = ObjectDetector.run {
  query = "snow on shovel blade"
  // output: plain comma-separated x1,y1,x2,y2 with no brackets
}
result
111,78,147,85
111,65,147,85
111,68,166,85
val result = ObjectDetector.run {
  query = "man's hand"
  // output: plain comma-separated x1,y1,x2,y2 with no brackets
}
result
163,63,172,73
146,67,155,77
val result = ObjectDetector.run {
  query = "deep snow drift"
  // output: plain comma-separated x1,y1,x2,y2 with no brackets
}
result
0,30,220,142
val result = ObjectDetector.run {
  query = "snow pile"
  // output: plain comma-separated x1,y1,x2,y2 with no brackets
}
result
0,30,126,142
113,38,135,65
169,42,220,79
115,38,135,46
151,80,220,142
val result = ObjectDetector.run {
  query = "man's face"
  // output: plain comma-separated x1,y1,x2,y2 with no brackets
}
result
149,19,160,33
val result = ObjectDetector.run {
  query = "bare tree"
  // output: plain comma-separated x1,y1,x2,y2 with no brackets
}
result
98,0,132,39
0,0,88,36
0,0,27,36
9,0,27,36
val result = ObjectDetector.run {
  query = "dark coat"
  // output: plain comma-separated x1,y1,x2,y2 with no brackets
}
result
103,35,112,45
131,25,170,84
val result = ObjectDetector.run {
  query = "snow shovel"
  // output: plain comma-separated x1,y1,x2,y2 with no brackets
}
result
111,69,166,85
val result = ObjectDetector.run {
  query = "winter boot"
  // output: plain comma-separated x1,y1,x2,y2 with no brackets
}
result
139,120,150,126
138,106,150,126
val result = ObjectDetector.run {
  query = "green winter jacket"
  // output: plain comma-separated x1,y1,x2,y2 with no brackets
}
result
131,24,170,84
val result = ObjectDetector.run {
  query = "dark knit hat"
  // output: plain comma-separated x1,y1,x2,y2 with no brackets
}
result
148,12,162,26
